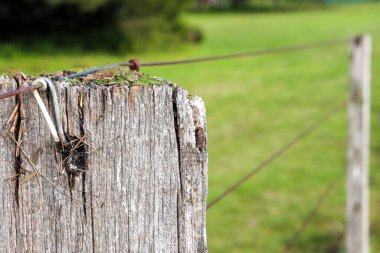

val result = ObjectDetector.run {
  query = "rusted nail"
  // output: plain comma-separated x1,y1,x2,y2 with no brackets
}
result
128,59,141,72
0,83,41,101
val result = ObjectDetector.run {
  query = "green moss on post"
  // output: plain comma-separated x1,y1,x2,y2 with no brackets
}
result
61,69,175,88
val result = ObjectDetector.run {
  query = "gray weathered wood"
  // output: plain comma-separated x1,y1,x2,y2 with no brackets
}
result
0,76,18,252
0,73,208,252
347,34,371,253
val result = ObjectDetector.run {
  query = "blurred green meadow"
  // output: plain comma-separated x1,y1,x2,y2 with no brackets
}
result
1,2,380,252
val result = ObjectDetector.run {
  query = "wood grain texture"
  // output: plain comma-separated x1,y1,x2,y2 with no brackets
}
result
0,74,208,253
347,35,371,253
0,76,18,252
174,88,208,253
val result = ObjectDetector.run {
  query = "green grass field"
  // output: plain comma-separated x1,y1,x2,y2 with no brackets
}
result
1,3,380,252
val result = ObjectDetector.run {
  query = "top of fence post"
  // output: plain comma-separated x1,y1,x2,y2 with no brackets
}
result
0,70,208,252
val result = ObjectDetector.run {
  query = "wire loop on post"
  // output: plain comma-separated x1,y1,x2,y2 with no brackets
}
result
31,78,60,143
42,78,67,144
37,80,47,91
31,78,67,144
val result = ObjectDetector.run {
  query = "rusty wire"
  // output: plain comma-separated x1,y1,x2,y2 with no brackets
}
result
67,37,348,79
138,38,348,66
0,83,41,100
0,36,349,101
206,100,346,210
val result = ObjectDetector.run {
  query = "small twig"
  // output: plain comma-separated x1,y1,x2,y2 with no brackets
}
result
6,102,20,125
21,143,48,183
15,75,26,158
79,93,84,108
73,133,96,151
10,111,19,133
2,167,29,182
71,134,87,152
3,173,22,181
7,133,44,211
15,123,23,157
8,133,92,209
21,171,38,185
61,133,92,166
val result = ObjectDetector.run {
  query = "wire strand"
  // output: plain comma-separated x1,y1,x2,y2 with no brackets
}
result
206,100,346,210
0,83,41,100
0,36,349,100
140,38,348,66
282,172,343,253
63,37,349,79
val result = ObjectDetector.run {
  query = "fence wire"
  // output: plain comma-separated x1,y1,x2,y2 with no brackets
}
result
282,172,343,253
0,36,349,101
66,37,348,79
207,100,346,210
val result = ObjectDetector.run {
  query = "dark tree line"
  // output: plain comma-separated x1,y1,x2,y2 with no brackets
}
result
0,0,195,52
196,0,329,9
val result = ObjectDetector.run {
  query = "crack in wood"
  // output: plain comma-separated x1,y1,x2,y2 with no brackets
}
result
78,91,88,223
12,74,25,208
172,87,183,253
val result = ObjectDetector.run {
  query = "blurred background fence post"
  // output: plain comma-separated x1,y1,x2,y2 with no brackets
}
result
346,34,371,253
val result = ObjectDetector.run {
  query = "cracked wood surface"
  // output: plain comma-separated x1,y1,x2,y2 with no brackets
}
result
0,76,18,252
0,75,208,253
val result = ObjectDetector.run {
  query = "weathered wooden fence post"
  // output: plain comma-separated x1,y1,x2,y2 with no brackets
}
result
0,71,208,252
347,34,371,253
